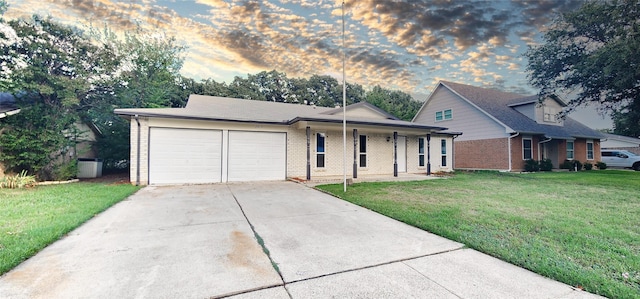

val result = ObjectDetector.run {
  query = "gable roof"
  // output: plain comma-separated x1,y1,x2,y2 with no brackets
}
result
0,92,20,118
432,81,602,140
320,101,400,120
115,95,451,132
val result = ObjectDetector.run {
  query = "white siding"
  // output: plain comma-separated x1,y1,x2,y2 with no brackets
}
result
536,98,564,126
413,86,508,141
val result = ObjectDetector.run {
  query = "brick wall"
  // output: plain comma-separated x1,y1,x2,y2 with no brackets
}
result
455,137,510,170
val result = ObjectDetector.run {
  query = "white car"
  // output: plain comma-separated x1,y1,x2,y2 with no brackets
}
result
601,150,640,171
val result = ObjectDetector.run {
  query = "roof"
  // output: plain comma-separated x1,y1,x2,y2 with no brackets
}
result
320,101,400,120
0,92,20,118
602,133,640,145
438,81,603,140
115,95,452,133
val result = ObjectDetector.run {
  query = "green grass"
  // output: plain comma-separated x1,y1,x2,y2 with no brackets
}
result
317,171,640,299
0,182,140,275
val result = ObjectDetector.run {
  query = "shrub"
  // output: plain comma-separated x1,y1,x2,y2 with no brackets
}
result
596,161,607,170
0,170,37,189
539,159,553,171
560,160,582,171
584,162,593,170
524,159,540,172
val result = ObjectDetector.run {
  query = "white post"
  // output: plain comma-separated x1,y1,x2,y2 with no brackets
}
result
342,1,347,192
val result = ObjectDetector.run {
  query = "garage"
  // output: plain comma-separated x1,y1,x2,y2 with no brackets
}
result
149,128,222,184
227,131,286,182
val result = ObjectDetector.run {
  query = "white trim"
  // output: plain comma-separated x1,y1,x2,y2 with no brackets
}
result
566,140,575,160
316,132,326,168
522,137,533,160
586,139,594,160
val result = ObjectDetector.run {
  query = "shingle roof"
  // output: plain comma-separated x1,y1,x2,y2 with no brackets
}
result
0,92,20,118
115,95,451,132
440,81,603,140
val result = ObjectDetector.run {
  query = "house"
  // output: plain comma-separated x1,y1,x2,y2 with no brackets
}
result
412,81,603,171
0,92,20,118
114,95,459,185
601,133,640,155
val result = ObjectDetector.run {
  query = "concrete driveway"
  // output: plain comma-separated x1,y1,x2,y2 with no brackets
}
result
0,182,603,298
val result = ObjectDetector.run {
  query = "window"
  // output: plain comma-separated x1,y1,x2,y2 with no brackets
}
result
441,139,447,167
523,138,533,160
587,140,594,160
316,133,325,168
418,137,425,167
435,109,452,121
543,107,557,122
566,141,574,160
359,135,367,167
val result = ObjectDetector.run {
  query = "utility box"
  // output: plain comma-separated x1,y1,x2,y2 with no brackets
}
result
77,158,103,178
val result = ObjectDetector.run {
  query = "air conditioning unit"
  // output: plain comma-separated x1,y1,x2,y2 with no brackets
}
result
77,158,103,178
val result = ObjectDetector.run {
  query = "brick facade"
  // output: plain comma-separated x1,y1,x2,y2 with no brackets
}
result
455,138,510,170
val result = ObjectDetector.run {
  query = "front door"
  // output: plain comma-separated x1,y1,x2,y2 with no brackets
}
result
397,136,407,172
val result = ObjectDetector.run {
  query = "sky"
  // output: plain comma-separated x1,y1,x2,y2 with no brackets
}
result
4,0,613,129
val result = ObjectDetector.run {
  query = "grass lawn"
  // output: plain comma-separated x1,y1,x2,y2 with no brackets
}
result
0,182,140,275
317,170,640,299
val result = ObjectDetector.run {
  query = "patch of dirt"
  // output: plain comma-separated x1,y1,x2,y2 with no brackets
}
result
79,171,130,185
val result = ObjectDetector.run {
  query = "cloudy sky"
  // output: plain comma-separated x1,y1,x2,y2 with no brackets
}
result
4,0,613,128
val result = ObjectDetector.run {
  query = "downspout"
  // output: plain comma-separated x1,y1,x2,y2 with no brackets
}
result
452,134,459,170
306,126,311,180
393,132,398,177
353,129,358,179
507,132,520,172
134,115,141,186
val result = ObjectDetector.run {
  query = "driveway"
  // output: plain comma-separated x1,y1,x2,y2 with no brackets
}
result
0,182,602,298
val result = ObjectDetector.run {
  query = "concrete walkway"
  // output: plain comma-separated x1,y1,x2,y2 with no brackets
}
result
0,182,604,298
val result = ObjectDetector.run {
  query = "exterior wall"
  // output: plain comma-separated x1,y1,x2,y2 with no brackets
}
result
334,106,388,119
536,98,564,126
602,139,640,148
572,138,601,162
510,135,541,171
413,85,508,141
455,137,510,170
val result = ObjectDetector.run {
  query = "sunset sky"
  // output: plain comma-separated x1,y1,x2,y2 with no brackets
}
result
4,0,613,128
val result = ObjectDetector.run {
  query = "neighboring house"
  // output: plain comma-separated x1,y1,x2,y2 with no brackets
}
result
413,81,603,171
601,133,640,155
0,92,20,118
115,95,459,185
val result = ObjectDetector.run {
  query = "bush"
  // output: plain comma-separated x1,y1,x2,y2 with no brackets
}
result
524,159,540,172
0,170,37,189
561,160,582,171
584,162,593,170
596,161,607,170
539,159,553,171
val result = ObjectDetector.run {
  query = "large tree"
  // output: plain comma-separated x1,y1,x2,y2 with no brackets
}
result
525,0,640,136
0,16,114,179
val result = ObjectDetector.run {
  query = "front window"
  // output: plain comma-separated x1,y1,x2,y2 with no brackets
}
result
566,141,574,160
316,133,325,168
359,135,367,167
435,109,452,122
523,138,532,160
587,140,594,160
441,139,447,167
418,137,425,167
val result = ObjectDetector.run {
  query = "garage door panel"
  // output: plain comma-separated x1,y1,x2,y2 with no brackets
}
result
228,131,286,182
149,128,222,184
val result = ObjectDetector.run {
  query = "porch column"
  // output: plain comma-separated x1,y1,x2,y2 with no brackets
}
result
393,132,398,177
353,129,358,178
427,133,431,175
306,126,311,180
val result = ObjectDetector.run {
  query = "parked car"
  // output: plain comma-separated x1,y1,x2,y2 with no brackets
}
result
601,149,640,171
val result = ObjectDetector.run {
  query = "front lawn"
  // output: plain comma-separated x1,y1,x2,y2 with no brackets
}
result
317,171,640,299
0,182,140,275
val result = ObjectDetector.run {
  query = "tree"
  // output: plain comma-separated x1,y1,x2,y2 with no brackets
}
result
365,85,421,121
525,0,640,134
0,16,112,179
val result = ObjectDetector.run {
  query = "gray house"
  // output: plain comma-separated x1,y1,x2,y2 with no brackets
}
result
413,81,603,171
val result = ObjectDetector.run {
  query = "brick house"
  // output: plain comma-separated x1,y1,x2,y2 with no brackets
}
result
412,81,603,171
115,95,459,185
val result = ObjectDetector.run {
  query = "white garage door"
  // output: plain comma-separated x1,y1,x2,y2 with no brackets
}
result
149,128,222,184
228,131,286,182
